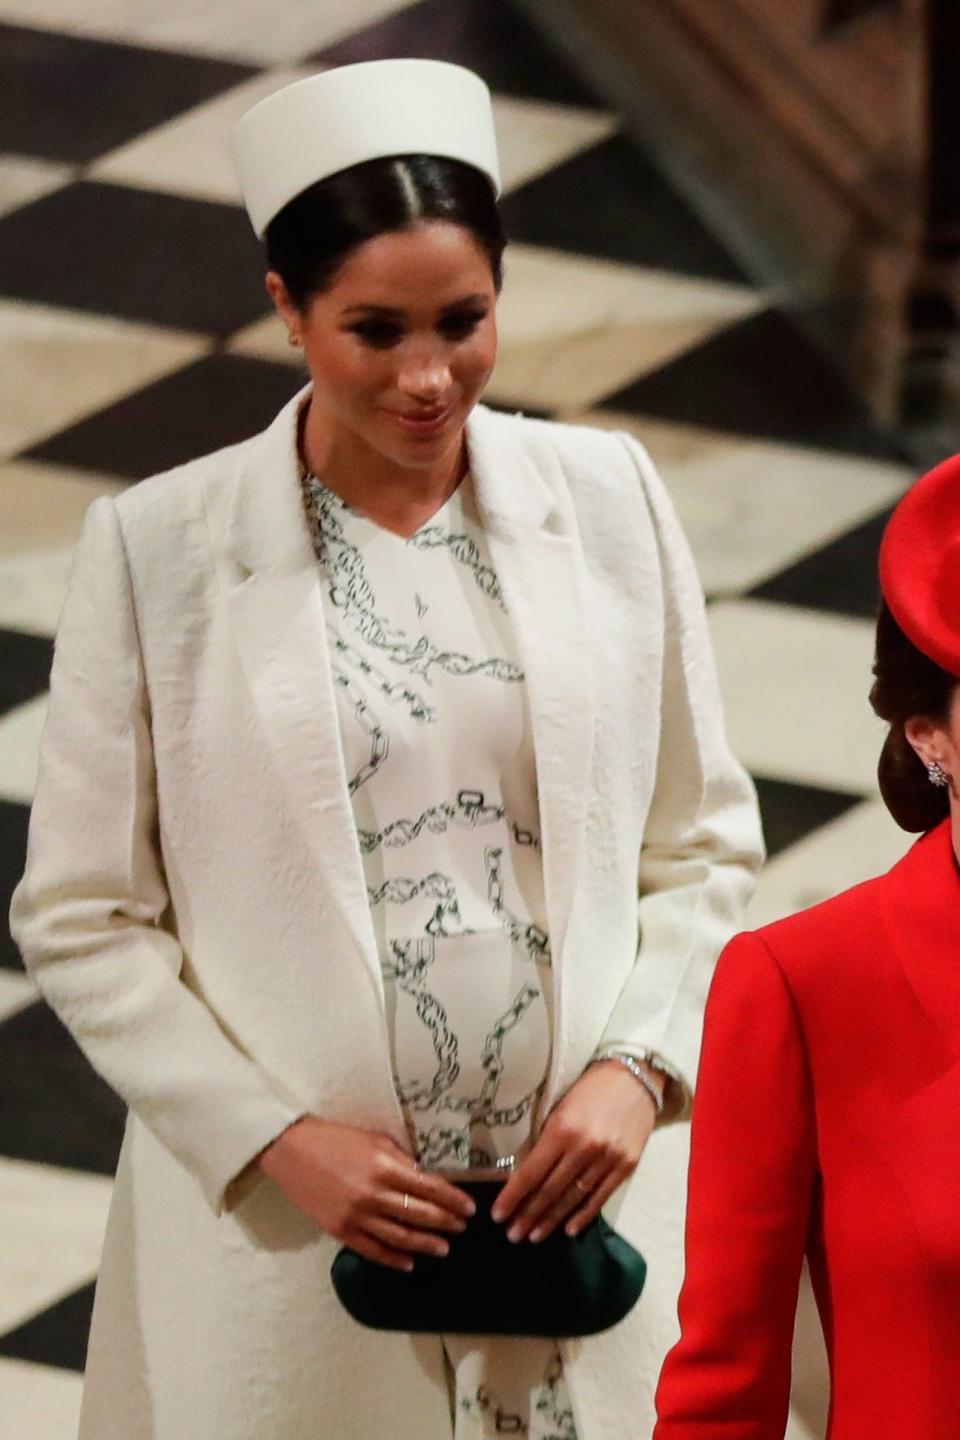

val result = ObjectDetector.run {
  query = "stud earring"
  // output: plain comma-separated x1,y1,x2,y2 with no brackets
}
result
287,332,301,348
927,760,949,788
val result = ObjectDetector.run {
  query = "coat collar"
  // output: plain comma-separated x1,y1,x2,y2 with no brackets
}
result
218,390,594,1027
880,819,960,1052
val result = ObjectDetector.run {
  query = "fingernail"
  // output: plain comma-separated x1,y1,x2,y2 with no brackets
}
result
529,1227,544,1244
403,1261,415,1273
435,1241,450,1257
491,1206,504,1223
464,1200,476,1218
451,1219,468,1232
565,1221,579,1237
507,1226,522,1243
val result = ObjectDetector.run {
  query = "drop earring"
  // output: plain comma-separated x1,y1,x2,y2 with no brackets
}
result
927,760,949,788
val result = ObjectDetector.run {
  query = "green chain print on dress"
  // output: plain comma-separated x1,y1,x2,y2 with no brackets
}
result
408,525,508,610
367,872,471,939
305,477,523,684
458,1349,577,1439
329,627,436,722
383,939,460,1113
357,788,539,855
485,848,551,963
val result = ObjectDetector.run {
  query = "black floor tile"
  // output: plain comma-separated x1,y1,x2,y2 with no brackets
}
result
0,1281,96,1373
600,309,900,458
27,353,303,481
317,0,602,107
502,135,749,283
0,22,254,166
0,182,266,335
749,506,893,619
0,800,30,973
0,628,52,718
753,775,862,858
0,1000,125,1175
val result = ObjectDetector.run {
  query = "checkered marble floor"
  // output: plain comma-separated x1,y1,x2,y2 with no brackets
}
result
0,0,925,1435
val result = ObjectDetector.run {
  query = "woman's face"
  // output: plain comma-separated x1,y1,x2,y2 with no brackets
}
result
267,220,498,472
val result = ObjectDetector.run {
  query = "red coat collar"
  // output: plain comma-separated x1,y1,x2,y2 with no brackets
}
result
880,820,960,1052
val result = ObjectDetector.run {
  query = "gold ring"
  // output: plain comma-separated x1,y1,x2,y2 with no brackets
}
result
574,1178,589,1194
403,1192,410,1210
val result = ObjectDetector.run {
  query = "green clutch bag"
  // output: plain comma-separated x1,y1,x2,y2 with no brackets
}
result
330,1179,646,1338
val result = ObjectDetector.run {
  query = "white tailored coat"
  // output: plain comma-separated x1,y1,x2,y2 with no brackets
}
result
11,389,762,1440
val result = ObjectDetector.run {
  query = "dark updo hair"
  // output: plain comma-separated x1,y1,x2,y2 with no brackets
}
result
869,600,957,831
265,153,506,310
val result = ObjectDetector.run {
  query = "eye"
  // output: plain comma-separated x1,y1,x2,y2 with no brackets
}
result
348,320,404,348
439,310,487,339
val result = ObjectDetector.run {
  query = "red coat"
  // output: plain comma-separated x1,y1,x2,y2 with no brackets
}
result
654,819,960,1438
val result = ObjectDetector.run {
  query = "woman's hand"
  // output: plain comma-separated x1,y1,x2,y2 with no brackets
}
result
491,1060,660,1242
257,1116,476,1271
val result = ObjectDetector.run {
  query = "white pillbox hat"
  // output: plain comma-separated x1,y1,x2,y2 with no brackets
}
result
230,59,501,238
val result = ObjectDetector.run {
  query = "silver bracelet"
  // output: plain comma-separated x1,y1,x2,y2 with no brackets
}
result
593,1053,665,1116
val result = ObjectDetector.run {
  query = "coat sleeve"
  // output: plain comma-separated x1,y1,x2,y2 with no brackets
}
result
595,434,764,1118
654,932,818,1438
9,497,305,1215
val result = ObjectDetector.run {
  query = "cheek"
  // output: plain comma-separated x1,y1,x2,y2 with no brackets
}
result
456,324,498,390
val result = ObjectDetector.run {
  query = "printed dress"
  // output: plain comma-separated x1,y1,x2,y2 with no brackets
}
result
303,468,580,1440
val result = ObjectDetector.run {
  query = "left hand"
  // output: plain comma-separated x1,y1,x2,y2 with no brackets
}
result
491,1060,660,1242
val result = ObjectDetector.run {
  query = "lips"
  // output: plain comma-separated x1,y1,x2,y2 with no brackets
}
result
384,405,454,436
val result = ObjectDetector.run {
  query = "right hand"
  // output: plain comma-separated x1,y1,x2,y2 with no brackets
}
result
257,1116,475,1271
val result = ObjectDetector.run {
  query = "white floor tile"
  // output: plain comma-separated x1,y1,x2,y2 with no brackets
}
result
709,599,885,795
0,0,418,64
487,245,761,412
0,694,49,806
0,970,37,1023
90,67,319,205
0,462,124,639
786,1268,829,1440
0,1357,84,1440
0,301,207,463
0,1158,111,1336
747,796,913,928
0,157,74,222
578,413,910,595
493,96,617,195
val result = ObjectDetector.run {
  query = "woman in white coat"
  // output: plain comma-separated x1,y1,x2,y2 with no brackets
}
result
10,59,762,1440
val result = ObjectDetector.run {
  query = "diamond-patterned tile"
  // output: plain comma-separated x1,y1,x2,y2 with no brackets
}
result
0,1281,96,1373
0,631,52,720
709,599,884,795
486,244,761,413
0,0,418,65
0,21,254,165
0,1159,110,1338
749,506,894,619
503,135,750,283
747,797,914,928
90,66,318,205
0,1001,125,1175
0,694,48,806
601,308,899,458
26,353,302,481
0,461,125,639
579,414,909,597
0,156,73,222
0,799,29,972
494,96,618,196
0,1356,83,1440
0,182,266,334
753,774,863,860
317,0,602,107
0,300,206,463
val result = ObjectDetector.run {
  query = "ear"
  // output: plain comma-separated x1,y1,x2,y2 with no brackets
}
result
265,270,301,338
904,714,946,770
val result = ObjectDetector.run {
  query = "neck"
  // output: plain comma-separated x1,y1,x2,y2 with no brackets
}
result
300,397,466,533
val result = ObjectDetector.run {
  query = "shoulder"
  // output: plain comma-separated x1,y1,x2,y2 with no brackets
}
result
109,434,250,539
472,405,653,496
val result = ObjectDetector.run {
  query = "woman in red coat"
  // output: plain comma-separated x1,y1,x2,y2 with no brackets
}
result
653,454,960,1438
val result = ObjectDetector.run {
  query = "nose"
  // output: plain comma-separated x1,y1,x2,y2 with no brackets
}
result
397,339,451,403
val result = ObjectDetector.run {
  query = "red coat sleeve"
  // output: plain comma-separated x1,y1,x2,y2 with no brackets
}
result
654,932,818,1438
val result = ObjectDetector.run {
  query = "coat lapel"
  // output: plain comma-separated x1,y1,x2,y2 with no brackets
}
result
220,387,383,1004
880,820,960,1054
467,406,595,969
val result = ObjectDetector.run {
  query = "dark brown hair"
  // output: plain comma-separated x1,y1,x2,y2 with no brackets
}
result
869,601,957,831
265,154,506,309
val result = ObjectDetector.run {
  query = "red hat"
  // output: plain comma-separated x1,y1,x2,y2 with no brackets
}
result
879,453,960,678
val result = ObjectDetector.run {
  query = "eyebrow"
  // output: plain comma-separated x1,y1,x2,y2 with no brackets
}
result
341,294,490,318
